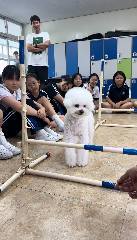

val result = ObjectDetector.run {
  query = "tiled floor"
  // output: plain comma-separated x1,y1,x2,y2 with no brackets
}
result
0,113,137,240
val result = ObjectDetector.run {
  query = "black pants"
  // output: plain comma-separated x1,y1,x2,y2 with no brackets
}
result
0,99,47,138
28,65,48,84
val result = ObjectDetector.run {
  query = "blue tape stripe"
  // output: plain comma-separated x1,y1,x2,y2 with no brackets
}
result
123,148,137,155
134,109,137,112
19,40,24,64
101,61,104,72
0,189,1,193
84,145,103,151
102,181,116,189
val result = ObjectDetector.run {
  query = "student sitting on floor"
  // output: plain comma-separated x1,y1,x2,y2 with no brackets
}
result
72,73,83,87
115,167,137,199
0,65,62,160
102,71,132,110
26,72,64,134
42,78,73,116
84,73,99,110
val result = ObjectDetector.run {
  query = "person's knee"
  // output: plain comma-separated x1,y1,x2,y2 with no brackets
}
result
133,101,137,109
0,109,3,127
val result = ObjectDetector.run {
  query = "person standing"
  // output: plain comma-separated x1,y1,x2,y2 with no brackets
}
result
26,15,50,89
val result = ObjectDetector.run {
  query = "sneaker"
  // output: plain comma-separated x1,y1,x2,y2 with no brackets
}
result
0,145,13,160
35,129,57,141
44,127,63,141
0,132,21,156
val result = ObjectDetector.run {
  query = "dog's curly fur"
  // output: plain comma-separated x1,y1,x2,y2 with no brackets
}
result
63,87,95,167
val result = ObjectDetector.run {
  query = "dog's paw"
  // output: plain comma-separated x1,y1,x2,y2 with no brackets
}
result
66,163,76,167
77,162,88,167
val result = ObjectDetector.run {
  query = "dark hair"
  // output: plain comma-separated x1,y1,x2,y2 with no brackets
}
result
2,65,20,80
113,71,126,84
63,78,73,86
30,15,40,24
72,73,83,87
26,72,39,81
13,51,18,55
89,73,99,81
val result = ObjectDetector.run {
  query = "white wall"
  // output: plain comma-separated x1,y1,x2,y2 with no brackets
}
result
23,8,137,68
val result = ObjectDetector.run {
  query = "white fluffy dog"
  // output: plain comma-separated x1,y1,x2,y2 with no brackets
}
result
63,87,95,167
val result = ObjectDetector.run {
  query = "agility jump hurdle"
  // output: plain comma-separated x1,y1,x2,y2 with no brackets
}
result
95,60,137,129
1,37,136,194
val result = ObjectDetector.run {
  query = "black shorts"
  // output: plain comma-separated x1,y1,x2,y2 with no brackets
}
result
28,65,48,84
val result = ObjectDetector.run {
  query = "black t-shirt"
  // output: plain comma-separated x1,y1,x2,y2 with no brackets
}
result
26,89,49,102
106,83,131,103
42,82,67,114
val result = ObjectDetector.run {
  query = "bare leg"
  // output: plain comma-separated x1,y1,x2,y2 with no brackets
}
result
38,96,64,131
101,102,112,108
120,102,133,109
133,101,137,109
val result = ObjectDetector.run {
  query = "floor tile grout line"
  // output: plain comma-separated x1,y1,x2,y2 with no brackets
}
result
10,184,130,211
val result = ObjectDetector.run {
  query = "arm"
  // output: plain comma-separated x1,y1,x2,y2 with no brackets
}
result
33,100,46,118
106,97,116,108
94,100,98,110
1,96,38,116
37,40,51,50
26,43,44,53
86,87,92,93
54,94,65,107
115,167,137,199
115,98,131,108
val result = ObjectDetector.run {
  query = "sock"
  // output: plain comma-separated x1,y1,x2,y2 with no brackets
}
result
51,115,64,130
44,126,63,140
0,131,21,155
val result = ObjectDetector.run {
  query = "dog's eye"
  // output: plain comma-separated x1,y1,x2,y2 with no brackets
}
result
83,105,86,107
75,104,79,108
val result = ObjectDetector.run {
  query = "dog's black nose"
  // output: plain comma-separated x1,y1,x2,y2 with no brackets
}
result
78,110,84,115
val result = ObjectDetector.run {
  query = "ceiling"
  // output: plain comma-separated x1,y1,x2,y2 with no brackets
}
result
1,0,137,25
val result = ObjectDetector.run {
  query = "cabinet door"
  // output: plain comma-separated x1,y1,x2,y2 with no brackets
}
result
91,60,101,78
103,79,113,98
117,37,132,59
132,58,137,78
91,40,103,61
131,79,137,98
117,59,131,79
48,44,55,78
104,59,117,80
54,43,66,77
132,36,137,58
126,79,131,89
66,42,78,77
78,40,90,76
104,38,117,60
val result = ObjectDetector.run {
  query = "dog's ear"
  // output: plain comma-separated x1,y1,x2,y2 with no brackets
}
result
63,98,73,108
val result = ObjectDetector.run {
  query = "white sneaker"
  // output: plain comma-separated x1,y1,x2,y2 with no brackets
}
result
0,145,13,160
0,132,21,156
35,129,57,141
44,127,63,141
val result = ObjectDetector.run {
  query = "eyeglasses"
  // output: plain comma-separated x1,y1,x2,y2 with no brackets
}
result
74,78,82,81
27,82,37,88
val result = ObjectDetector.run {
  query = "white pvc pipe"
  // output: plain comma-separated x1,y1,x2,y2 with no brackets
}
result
103,147,123,154
27,139,85,148
101,123,137,128
29,154,49,168
101,108,134,112
26,169,102,186
0,168,25,193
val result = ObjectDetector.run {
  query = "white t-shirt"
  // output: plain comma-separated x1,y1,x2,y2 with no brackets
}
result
26,32,50,66
0,84,21,109
83,83,100,99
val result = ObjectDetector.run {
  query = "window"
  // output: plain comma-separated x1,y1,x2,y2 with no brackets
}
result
7,21,21,36
9,40,19,59
0,60,8,75
0,19,5,33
